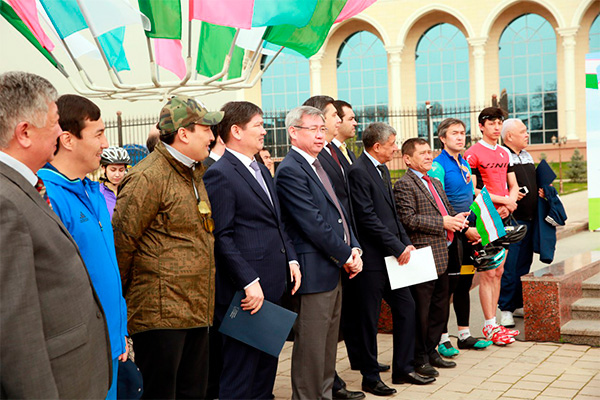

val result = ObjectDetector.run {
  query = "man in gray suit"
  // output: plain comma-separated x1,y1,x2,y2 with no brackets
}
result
0,71,112,398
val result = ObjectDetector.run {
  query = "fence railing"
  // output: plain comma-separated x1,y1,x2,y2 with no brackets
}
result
104,103,487,159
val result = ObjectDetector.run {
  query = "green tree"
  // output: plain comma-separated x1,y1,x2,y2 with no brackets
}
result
566,149,587,183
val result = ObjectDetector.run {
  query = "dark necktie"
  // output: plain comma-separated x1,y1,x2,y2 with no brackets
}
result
313,158,350,245
422,175,453,242
250,160,273,205
35,177,52,209
376,164,394,202
326,143,342,169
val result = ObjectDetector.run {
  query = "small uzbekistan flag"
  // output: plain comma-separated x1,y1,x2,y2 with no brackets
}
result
470,187,506,246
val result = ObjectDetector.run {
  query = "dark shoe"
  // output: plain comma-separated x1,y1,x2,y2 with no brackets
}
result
351,362,391,372
333,388,366,400
393,372,436,385
430,357,456,368
378,363,391,372
414,363,439,377
361,380,397,396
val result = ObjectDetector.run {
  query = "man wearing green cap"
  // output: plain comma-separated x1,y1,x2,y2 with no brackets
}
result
113,95,223,399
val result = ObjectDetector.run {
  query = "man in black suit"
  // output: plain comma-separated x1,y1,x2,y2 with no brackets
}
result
276,106,363,400
204,101,301,399
302,96,367,400
348,123,436,395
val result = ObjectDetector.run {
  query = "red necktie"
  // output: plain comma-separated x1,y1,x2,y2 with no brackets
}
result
326,143,342,169
422,175,453,243
35,177,52,209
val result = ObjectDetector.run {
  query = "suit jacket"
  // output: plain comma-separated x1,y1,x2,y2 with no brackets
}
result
202,156,216,169
204,150,297,306
348,153,411,271
275,148,360,295
318,144,357,235
393,169,456,275
0,162,111,399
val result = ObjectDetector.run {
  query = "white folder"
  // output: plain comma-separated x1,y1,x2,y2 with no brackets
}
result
385,246,438,289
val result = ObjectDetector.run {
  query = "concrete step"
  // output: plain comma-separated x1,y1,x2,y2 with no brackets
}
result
571,298,600,319
582,273,600,298
561,319,600,347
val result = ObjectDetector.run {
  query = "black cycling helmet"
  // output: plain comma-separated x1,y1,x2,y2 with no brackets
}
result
493,215,528,248
101,146,131,166
471,244,506,272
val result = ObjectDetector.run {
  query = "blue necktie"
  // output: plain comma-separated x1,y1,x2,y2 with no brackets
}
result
250,160,273,205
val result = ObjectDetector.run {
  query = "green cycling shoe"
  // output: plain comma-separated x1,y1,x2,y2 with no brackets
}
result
438,341,460,358
457,336,493,350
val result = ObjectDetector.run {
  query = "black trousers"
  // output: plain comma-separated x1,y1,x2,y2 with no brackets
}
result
132,327,209,400
410,271,450,365
444,234,474,331
354,270,416,383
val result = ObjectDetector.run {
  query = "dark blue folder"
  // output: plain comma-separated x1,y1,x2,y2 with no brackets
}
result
219,291,297,358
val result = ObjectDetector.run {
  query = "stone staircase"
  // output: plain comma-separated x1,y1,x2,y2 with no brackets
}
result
561,273,600,346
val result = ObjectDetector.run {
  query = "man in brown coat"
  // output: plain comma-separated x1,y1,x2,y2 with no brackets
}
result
394,138,468,379
113,95,223,399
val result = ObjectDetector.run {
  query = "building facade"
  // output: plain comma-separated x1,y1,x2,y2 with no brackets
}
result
244,0,599,161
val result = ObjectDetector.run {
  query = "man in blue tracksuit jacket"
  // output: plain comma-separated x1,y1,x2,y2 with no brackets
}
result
37,95,127,400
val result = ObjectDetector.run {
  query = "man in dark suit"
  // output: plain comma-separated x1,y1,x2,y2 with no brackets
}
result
276,106,363,400
302,96,366,400
0,71,111,398
204,101,301,399
394,138,469,378
348,123,435,395
202,127,225,169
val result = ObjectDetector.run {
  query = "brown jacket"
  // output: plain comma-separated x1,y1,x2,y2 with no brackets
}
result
113,142,215,334
394,169,456,275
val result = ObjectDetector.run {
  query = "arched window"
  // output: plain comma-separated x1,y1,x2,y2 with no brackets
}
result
260,53,310,156
337,31,389,138
415,23,471,145
590,14,600,53
499,13,557,144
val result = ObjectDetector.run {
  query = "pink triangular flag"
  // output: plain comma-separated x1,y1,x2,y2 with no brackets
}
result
154,39,186,80
335,0,378,23
189,0,254,29
7,0,54,51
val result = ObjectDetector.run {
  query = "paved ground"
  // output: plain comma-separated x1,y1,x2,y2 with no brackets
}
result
272,190,600,399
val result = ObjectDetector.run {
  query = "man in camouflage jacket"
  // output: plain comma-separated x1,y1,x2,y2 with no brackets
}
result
113,95,223,399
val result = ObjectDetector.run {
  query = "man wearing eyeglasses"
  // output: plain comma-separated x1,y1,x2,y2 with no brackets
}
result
203,101,301,399
113,95,223,399
303,96,367,400
276,106,363,400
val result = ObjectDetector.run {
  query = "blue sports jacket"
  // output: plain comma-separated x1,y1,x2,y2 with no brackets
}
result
38,167,127,359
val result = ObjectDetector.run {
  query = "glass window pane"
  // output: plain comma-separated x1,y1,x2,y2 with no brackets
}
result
499,13,557,143
590,15,600,53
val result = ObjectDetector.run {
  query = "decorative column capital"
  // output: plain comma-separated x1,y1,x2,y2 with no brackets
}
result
556,27,578,48
385,45,404,55
309,57,322,71
467,37,487,57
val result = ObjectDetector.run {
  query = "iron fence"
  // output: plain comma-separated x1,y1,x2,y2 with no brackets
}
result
104,103,487,159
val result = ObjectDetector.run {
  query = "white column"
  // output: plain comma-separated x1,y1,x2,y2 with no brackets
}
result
467,37,487,110
309,56,322,95
386,45,404,139
557,27,579,141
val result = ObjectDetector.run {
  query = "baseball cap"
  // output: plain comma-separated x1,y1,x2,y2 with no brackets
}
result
158,95,224,134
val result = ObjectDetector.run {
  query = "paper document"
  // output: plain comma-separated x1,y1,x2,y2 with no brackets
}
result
385,246,438,289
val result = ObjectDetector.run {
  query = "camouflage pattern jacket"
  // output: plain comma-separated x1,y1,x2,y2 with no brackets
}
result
113,142,215,334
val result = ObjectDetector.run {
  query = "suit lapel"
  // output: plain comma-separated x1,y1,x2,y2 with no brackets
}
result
291,149,337,208
318,150,344,182
0,163,78,246
224,151,275,214
362,154,395,208
407,169,440,213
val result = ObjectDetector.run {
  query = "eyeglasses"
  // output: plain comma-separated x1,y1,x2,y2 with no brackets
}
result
293,126,328,134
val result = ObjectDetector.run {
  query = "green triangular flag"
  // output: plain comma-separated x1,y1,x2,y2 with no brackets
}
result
138,0,181,39
197,22,244,80
263,0,347,58
0,1,57,68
